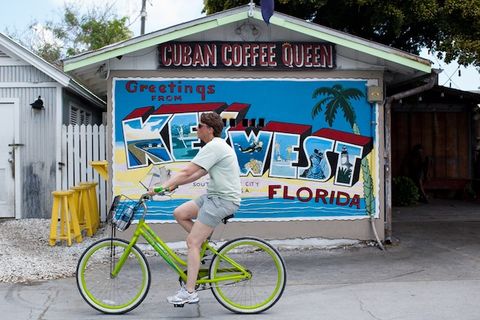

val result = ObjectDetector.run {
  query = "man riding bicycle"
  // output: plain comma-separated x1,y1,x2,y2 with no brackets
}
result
150,112,241,305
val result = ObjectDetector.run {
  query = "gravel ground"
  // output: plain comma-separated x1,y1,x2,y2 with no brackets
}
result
0,219,109,283
0,218,363,284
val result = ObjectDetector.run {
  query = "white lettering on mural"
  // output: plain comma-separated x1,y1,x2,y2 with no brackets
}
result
158,42,335,69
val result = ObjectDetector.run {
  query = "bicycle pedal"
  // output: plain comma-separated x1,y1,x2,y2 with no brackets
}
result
173,303,185,308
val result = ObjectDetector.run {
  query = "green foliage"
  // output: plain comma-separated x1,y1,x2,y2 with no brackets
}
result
31,35,62,63
361,156,375,216
55,4,132,58
203,0,480,68
463,182,477,200
353,123,375,217
11,3,132,64
83,17,131,51
392,176,420,206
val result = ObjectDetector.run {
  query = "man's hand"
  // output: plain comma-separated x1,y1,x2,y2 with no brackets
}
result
148,186,165,196
148,185,178,196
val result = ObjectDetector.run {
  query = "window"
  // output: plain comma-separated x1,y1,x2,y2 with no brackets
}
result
70,105,92,125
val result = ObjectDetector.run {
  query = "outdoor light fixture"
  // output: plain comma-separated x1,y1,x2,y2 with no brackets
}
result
367,85,383,102
30,96,44,110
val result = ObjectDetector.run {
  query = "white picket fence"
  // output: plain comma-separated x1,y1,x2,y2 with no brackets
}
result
60,124,109,221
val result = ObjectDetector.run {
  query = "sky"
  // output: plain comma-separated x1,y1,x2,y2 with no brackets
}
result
0,0,478,92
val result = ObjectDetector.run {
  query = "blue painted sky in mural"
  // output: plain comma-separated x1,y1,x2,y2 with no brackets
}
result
113,79,376,143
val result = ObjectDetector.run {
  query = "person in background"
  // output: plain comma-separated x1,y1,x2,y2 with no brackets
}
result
408,144,429,203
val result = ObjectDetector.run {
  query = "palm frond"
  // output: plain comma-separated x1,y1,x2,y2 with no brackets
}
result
311,97,330,118
339,99,356,128
312,87,335,98
341,88,365,100
324,98,339,126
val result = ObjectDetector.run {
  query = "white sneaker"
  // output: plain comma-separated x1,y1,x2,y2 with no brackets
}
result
167,287,199,304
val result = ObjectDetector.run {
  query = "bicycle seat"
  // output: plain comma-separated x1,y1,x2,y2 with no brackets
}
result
222,214,234,224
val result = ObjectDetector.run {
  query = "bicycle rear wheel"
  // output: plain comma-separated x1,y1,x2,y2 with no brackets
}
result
76,238,151,314
209,237,287,314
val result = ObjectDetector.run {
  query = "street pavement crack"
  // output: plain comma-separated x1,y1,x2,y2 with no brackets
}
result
358,297,382,320
384,269,425,280
36,288,59,320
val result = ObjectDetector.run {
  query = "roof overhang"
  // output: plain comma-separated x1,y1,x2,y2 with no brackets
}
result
63,5,431,97
67,78,106,108
0,33,105,109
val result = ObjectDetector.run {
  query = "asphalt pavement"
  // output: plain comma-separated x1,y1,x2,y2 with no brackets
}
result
1,198,480,320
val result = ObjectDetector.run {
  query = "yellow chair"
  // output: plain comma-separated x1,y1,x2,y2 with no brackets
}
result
71,185,97,236
80,181,100,227
49,190,83,246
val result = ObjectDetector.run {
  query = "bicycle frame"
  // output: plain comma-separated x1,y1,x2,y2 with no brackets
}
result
111,218,251,286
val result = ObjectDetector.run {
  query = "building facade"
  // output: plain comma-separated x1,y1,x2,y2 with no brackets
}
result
63,6,436,241
0,33,105,219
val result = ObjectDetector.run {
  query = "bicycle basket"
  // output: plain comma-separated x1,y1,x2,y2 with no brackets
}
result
110,195,142,231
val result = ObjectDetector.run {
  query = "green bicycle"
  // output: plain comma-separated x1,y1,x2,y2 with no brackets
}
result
76,192,287,314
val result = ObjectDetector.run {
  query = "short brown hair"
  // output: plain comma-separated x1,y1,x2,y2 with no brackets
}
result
201,112,224,137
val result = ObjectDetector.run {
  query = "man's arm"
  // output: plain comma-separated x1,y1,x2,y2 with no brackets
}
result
154,162,207,193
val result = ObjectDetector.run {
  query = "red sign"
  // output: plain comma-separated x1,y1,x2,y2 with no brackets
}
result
157,42,336,70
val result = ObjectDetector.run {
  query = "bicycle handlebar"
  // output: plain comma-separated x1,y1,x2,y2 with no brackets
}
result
141,193,152,200
152,186,175,194
142,186,175,201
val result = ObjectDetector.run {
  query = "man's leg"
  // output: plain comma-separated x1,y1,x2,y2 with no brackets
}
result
185,220,214,293
173,200,199,233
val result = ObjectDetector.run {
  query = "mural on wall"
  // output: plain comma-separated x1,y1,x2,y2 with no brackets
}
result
113,78,378,222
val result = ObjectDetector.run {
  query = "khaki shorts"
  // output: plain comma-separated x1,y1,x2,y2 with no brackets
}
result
194,194,239,228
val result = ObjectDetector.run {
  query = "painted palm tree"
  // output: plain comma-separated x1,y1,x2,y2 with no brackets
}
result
311,84,363,126
311,84,375,217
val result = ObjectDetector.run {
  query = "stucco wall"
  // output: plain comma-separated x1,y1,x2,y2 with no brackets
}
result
106,69,386,241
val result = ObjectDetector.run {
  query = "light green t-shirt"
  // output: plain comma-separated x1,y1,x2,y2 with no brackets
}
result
192,137,241,205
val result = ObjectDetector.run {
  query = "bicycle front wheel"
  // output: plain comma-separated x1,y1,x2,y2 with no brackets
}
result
76,238,151,314
209,237,287,314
